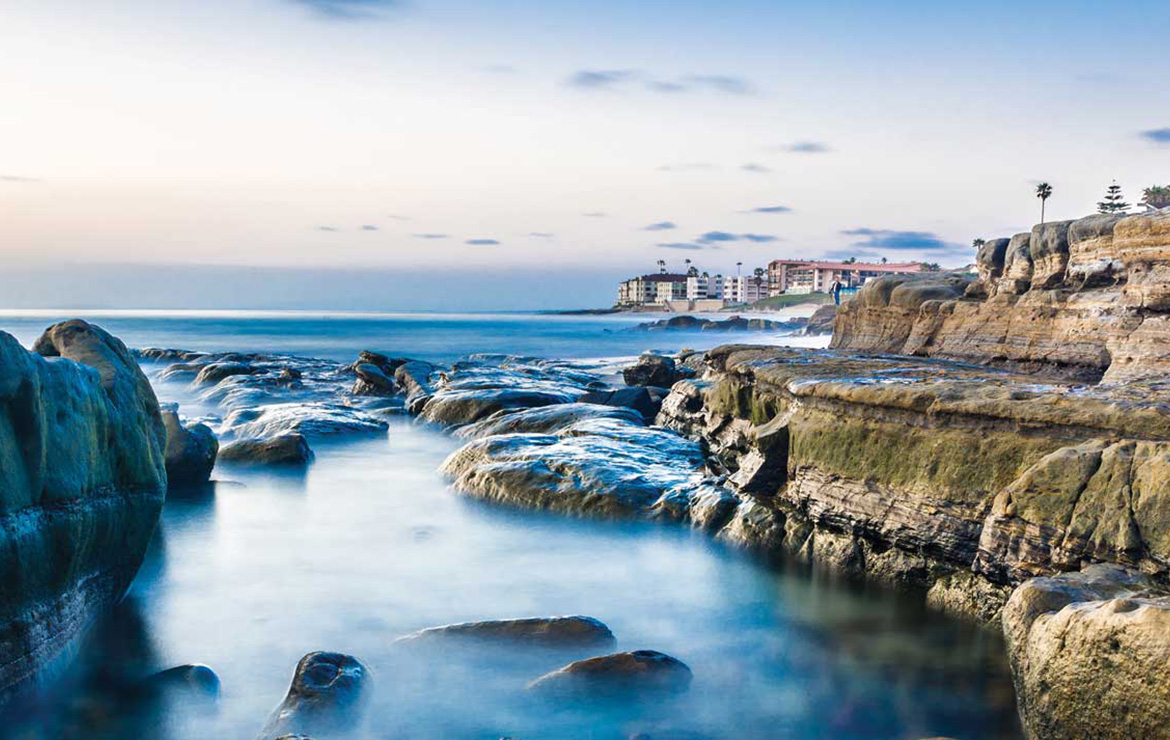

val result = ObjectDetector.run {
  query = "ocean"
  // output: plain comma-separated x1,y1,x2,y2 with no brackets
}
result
0,310,1019,740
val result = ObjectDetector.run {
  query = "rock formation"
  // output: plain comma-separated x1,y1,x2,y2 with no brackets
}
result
257,652,370,740
218,434,314,466
161,405,218,486
832,207,1170,382
527,650,692,698
0,320,166,703
394,616,616,649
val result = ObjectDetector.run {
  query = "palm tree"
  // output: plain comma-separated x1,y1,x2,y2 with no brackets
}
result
973,238,986,250
1036,182,1053,225
1140,185,1170,211
656,259,666,274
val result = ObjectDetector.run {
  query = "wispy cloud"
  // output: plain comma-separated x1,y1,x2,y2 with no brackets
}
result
361,224,379,231
741,163,772,173
658,242,714,251
317,226,340,232
566,70,751,95
657,163,717,173
412,233,449,239
528,232,555,238
696,231,779,245
465,238,500,245
780,141,832,154
388,213,411,221
820,249,883,261
566,70,636,89
287,0,401,19
643,221,677,231
748,205,792,214
582,211,608,218
843,228,958,251
1140,128,1170,144
0,175,42,182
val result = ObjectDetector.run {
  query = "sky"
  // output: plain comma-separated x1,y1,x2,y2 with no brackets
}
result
1,0,1168,309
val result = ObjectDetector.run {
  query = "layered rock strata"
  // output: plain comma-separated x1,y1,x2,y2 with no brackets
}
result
0,320,167,702
832,207,1170,382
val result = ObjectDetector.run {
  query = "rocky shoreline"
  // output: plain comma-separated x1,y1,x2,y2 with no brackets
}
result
5,207,1170,739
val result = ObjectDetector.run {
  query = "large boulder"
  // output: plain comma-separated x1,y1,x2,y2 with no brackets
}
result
161,405,218,486
527,650,692,698
1,320,167,703
394,616,615,650
257,652,371,740
1003,565,1170,739
802,304,837,335
351,363,396,397
218,434,313,466
577,387,668,422
623,354,686,387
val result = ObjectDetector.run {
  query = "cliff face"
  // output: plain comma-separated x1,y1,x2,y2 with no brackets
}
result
656,345,1170,620
831,208,1170,382
0,320,166,703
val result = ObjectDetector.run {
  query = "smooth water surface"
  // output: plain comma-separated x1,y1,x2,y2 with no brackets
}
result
1,312,1020,739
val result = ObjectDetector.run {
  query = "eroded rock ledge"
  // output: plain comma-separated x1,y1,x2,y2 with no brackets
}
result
832,207,1170,383
1,320,167,703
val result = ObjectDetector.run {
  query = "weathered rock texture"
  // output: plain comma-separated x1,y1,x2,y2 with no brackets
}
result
1003,565,1170,739
656,345,1170,618
257,652,370,740
527,650,693,698
832,208,1170,382
161,405,218,486
1,320,166,703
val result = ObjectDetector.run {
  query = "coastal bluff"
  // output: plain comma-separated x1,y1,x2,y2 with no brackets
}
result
831,207,1170,382
0,320,167,703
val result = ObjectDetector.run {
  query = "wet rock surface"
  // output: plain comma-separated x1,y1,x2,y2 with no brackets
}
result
527,650,693,698
161,404,218,486
1003,564,1170,739
0,321,167,703
257,652,370,740
622,353,692,388
218,433,314,466
394,616,616,649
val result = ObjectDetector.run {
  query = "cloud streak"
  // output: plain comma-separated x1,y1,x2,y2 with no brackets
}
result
413,233,448,239
696,231,779,244
0,175,41,183
748,205,792,214
287,0,401,19
361,225,379,231
741,163,772,173
643,221,677,231
782,141,832,153
657,242,713,251
843,228,958,252
566,70,751,95
465,238,500,245
1140,128,1170,144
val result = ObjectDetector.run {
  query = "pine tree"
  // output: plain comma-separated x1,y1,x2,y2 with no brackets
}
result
1097,181,1131,214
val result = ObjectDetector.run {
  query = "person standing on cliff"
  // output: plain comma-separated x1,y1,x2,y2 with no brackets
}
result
830,279,842,305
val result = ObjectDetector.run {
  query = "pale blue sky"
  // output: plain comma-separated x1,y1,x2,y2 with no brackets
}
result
1,0,1168,308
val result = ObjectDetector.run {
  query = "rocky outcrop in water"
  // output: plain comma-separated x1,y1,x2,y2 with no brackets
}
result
257,652,370,740
161,405,218,486
629,315,805,333
0,320,167,703
622,353,692,387
1002,564,1170,739
528,650,692,698
833,208,1170,382
394,616,616,649
218,433,314,466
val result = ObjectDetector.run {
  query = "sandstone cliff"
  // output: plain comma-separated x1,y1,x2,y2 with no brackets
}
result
0,320,167,703
832,207,1170,382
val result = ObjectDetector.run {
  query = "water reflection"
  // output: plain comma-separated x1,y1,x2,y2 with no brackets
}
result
10,420,1019,739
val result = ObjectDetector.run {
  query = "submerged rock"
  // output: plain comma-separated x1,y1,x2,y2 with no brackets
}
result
257,652,371,740
394,616,616,649
161,405,218,486
527,650,692,698
1003,564,1170,740
218,434,314,466
1,320,167,703
140,663,221,701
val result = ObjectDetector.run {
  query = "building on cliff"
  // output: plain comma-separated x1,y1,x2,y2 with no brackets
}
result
618,267,768,308
767,259,924,295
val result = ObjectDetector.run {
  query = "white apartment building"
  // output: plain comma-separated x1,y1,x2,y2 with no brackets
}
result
722,275,768,305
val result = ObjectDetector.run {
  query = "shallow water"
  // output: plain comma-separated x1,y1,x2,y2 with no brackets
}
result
2,312,1020,739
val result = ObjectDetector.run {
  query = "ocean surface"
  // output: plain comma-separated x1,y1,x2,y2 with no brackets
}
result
1,310,1021,740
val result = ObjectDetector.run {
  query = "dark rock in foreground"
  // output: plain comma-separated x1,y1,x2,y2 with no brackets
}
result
257,652,370,740
394,616,616,649
578,387,669,422
1003,564,1170,740
218,434,314,466
1,320,167,703
161,405,218,486
527,650,692,698
140,663,221,702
